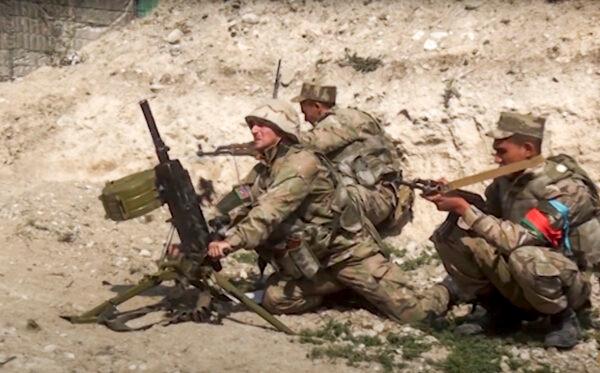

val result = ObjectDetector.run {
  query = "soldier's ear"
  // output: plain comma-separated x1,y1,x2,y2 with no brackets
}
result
522,141,538,156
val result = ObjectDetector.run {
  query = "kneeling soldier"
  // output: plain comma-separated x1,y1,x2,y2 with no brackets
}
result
208,99,443,322
424,112,598,348
292,82,414,235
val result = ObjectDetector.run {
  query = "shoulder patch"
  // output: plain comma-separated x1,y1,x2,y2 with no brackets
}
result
555,164,568,173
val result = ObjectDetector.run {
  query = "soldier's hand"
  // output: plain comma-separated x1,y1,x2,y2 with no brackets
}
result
425,194,470,215
167,243,182,258
208,240,232,259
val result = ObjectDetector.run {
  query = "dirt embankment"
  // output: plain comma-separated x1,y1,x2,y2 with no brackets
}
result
0,1,599,372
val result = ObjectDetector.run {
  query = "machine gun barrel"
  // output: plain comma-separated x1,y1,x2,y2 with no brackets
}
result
140,99,170,163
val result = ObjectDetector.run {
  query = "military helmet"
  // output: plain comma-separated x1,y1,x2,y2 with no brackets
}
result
245,99,300,142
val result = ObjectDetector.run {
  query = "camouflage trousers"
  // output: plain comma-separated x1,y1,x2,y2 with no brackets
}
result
349,183,414,234
262,251,447,323
430,217,591,315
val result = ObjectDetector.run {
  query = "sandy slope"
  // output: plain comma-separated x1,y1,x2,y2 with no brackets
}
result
1,0,599,371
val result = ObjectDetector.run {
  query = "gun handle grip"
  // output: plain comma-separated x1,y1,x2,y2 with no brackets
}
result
211,259,222,272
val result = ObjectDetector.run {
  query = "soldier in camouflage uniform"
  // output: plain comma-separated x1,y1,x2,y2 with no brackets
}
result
291,83,414,235
207,99,442,322
423,112,598,348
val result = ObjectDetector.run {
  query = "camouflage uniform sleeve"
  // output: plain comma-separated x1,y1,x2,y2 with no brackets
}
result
461,177,595,255
299,116,361,154
225,151,321,250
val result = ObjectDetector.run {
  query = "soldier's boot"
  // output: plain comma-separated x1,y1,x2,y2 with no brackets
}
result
454,292,527,336
544,308,582,349
423,276,463,330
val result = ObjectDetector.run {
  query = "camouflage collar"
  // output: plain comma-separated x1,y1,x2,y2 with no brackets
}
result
315,106,337,125
508,161,546,186
261,141,291,165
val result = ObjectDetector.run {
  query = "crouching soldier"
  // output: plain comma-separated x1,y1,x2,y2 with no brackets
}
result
292,82,414,236
423,112,599,348
207,99,443,322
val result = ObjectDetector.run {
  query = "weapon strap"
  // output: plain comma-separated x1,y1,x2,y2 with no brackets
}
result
447,155,545,191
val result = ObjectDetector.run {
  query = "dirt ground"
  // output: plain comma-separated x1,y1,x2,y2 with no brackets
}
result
1,0,600,372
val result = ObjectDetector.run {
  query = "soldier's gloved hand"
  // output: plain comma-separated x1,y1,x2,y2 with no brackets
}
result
208,240,233,259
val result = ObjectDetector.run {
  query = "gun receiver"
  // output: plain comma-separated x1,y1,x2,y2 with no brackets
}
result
63,100,293,335
196,141,257,158
398,179,447,196
399,178,486,211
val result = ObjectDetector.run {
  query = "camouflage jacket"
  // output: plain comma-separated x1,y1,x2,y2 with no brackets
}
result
299,106,383,160
224,142,377,265
300,106,404,186
461,155,600,269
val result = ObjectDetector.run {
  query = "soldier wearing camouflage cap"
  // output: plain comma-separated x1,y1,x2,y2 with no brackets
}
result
206,98,441,323
421,111,599,348
292,82,414,237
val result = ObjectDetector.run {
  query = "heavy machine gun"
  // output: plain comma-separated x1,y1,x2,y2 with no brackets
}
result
63,99,293,334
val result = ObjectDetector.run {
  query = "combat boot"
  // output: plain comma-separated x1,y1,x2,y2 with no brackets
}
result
422,276,464,331
454,291,529,336
544,308,582,349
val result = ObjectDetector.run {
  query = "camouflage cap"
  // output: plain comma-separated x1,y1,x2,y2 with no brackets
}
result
245,99,300,142
291,83,336,105
486,112,545,140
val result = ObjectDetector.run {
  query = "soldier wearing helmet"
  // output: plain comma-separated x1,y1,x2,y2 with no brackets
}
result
206,99,443,323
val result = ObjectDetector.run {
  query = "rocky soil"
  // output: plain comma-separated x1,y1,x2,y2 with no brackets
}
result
1,0,599,372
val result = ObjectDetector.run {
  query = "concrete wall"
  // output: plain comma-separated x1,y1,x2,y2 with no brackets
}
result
0,0,135,81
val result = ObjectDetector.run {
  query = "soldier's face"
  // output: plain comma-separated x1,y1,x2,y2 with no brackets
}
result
492,138,532,166
300,100,321,125
250,121,281,151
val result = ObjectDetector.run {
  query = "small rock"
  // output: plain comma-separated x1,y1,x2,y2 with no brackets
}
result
424,39,438,51
64,352,75,359
431,31,449,39
412,30,425,40
149,83,165,93
169,46,182,57
241,13,260,25
139,249,151,258
373,322,385,333
141,237,154,245
500,356,511,373
519,351,531,361
165,29,183,44
26,319,41,331
44,344,57,353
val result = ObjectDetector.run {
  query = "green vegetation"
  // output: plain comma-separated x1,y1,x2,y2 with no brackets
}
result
299,319,429,371
339,49,383,73
386,333,431,360
433,331,505,373
381,242,406,258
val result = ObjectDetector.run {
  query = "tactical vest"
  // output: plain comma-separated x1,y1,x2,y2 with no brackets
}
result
492,154,600,271
324,108,412,233
219,144,360,277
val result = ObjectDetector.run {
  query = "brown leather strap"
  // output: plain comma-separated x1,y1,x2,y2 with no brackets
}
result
447,155,545,191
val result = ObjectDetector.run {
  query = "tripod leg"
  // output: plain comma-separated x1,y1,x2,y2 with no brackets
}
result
212,272,295,335
62,268,177,324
